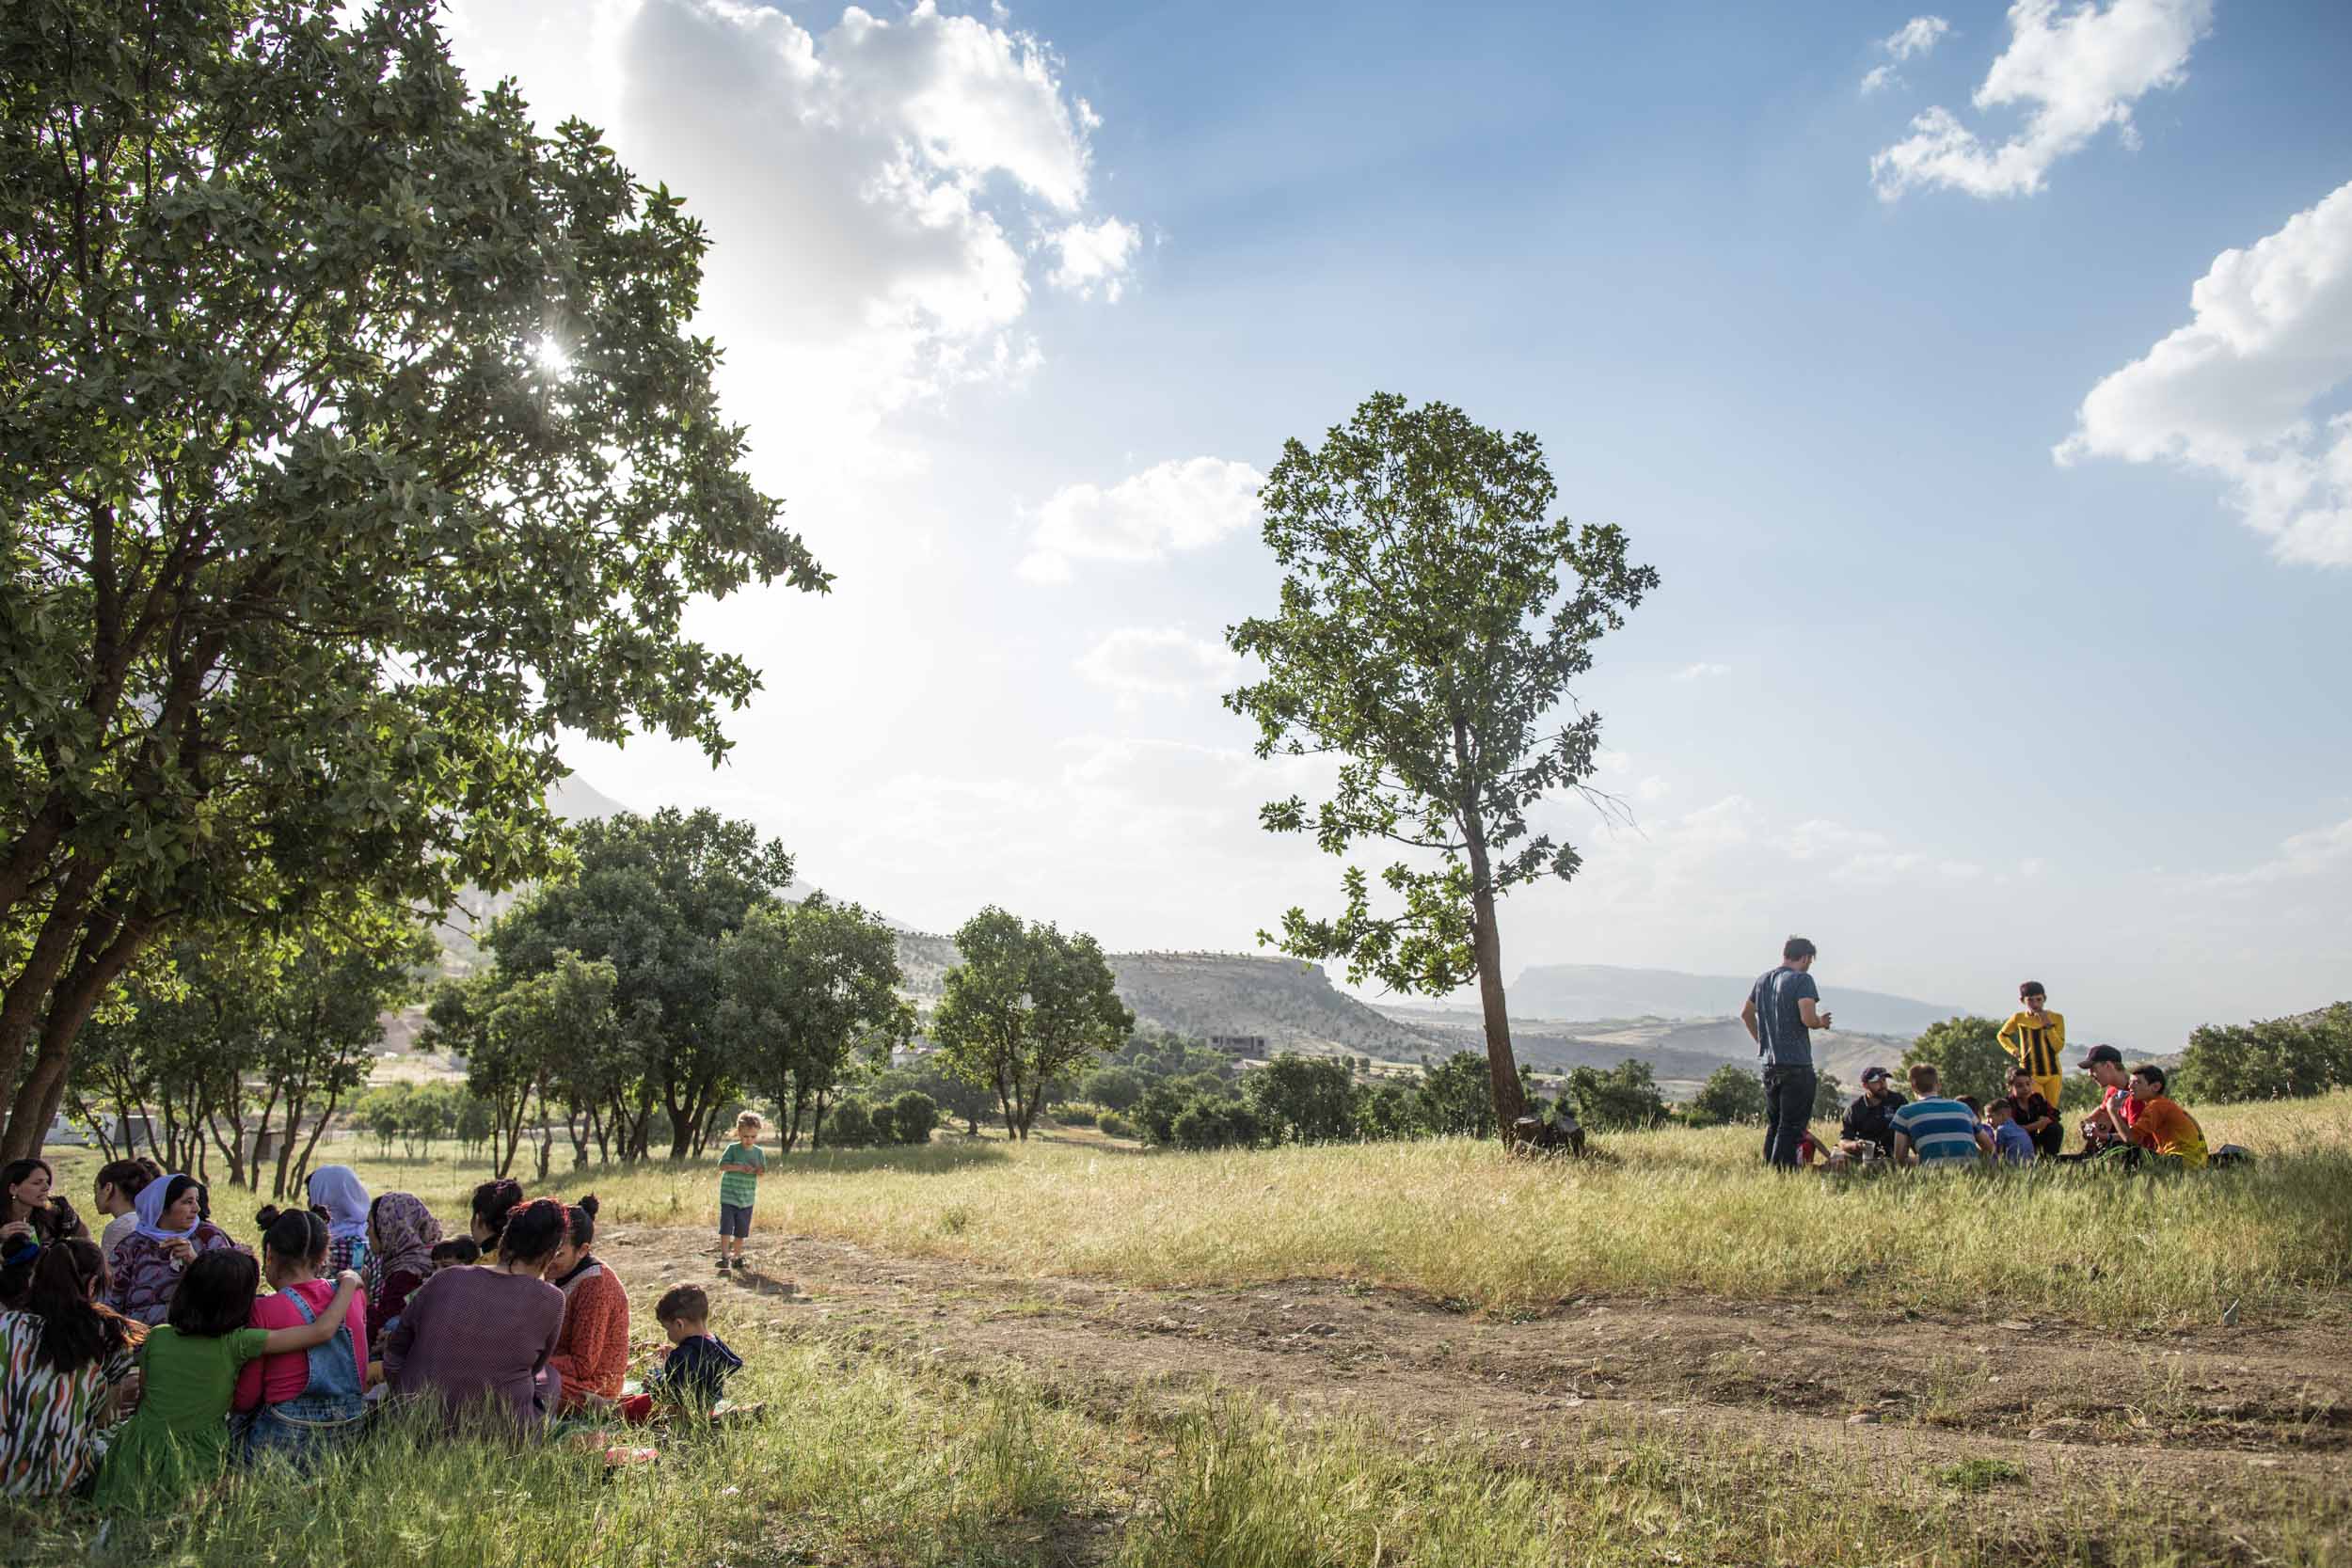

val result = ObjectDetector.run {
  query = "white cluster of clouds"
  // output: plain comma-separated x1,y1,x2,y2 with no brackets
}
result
445,0,1139,485
1673,661,1731,682
1018,456,1265,583
1074,626,1248,704
2201,815,2352,889
2058,179,2352,566
1869,0,2212,200
1861,14,1952,96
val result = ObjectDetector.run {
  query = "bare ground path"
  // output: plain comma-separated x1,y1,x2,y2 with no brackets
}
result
595,1220,2350,1550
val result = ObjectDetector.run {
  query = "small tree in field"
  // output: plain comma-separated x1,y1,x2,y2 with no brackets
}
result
932,909,1134,1141
1565,1060,1669,1131
1812,1072,1847,1119
1689,1063,1769,1126
717,895,911,1152
1227,394,1659,1139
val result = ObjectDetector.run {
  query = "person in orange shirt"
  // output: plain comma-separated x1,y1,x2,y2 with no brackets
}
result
2124,1065,2208,1170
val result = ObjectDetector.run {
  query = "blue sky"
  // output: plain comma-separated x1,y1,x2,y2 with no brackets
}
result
446,0,2352,1048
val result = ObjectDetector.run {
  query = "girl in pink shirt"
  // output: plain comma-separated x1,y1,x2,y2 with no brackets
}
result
232,1210,368,1465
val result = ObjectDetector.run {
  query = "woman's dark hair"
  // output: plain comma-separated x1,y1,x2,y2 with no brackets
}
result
470,1178,527,1248
25,1238,126,1375
497,1198,567,1267
1957,1095,1984,1117
262,1208,329,1268
95,1160,154,1200
135,1157,166,1182
563,1194,599,1248
167,1249,262,1338
3,1157,54,1205
157,1174,201,1226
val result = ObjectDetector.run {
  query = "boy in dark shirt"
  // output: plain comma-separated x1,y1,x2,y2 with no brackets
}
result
2002,1068,2062,1157
646,1283,743,1413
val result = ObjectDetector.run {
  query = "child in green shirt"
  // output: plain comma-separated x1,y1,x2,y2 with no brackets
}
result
96,1251,358,1507
715,1112,767,1273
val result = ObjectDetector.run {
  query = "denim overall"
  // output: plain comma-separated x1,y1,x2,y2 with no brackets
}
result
233,1285,368,1465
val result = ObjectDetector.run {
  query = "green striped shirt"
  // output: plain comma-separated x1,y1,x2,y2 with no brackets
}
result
717,1140,766,1207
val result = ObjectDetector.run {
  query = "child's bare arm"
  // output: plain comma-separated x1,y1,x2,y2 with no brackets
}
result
259,1270,361,1354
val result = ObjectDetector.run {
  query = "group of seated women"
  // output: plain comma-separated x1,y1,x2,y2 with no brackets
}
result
0,1156,630,1505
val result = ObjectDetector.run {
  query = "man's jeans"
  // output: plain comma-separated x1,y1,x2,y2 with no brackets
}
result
1762,1064,1817,1168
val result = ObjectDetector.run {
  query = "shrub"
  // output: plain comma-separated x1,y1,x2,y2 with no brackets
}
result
1082,1066,1145,1111
823,1100,878,1148
1565,1060,1669,1131
1098,1111,1136,1140
1688,1063,1766,1126
890,1090,940,1145
1171,1096,1263,1150
1047,1101,1098,1127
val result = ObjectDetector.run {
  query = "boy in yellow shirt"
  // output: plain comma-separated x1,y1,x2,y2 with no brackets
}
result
1997,981,2066,1117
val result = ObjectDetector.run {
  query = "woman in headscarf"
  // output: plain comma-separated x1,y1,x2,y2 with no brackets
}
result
304,1166,372,1276
362,1192,440,1335
106,1176,248,1326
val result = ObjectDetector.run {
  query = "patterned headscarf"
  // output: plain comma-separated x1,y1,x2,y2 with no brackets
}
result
364,1192,441,1291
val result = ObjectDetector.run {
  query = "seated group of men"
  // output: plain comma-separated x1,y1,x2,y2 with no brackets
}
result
1821,1045,2209,1171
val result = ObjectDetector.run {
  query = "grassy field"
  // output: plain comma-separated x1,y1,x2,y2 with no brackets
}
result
15,1095,2348,1566
48,1089,2352,1328
14,1322,2337,1568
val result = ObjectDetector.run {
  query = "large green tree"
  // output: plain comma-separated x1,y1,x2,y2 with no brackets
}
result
1226,394,1658,1139
931,908,1133,1141
717,895,912,1152
0,0,826,1160
488,809,795,1160
1902,1016,2014,1106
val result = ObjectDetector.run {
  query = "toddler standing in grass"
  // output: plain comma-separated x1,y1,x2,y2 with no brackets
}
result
716,1113,766,1274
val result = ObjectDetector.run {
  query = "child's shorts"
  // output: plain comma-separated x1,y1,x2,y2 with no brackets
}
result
719,1202,754,1239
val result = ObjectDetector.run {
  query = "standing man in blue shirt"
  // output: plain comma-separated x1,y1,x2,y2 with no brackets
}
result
1740,936,1833,1169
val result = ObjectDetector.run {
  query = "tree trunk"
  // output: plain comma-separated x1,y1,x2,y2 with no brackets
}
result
0,906,157,1163
289,1084,343,1197
1462,822,1527,1140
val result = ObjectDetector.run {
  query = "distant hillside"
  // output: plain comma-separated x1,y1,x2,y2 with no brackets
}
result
432,774,629,976
1374,1004,1912,1097
1509,962,1958,1039
1104,953,1446,1057
883,934,1442,1057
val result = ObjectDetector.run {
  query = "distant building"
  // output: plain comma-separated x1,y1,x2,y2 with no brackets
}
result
1209,1035,1268,1056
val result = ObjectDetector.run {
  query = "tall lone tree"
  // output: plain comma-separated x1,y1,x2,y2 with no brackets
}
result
0,0,826,1158
1226,393,1658,1138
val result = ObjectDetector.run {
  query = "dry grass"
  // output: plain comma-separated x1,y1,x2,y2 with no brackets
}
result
45,1091,2352,1328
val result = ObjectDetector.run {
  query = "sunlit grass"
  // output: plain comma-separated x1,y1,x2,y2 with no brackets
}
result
43,1091,2352,1327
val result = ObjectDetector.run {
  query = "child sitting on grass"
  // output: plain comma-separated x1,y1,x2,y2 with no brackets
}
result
648,1284,742,1413
614,1283,744,1425
429,1237,479,1273
94,1252,359,1508
1986,1098,2038,1165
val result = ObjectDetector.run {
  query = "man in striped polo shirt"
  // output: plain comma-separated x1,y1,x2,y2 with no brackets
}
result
1890,1063,1992,1168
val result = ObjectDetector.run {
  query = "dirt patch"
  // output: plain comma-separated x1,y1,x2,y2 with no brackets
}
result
591,1220,2350,1530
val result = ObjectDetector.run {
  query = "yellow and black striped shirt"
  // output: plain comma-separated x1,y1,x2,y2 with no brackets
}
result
1998,1010,2066,1079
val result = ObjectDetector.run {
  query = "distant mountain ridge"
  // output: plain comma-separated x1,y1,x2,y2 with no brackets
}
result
1508,962,1959,1038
